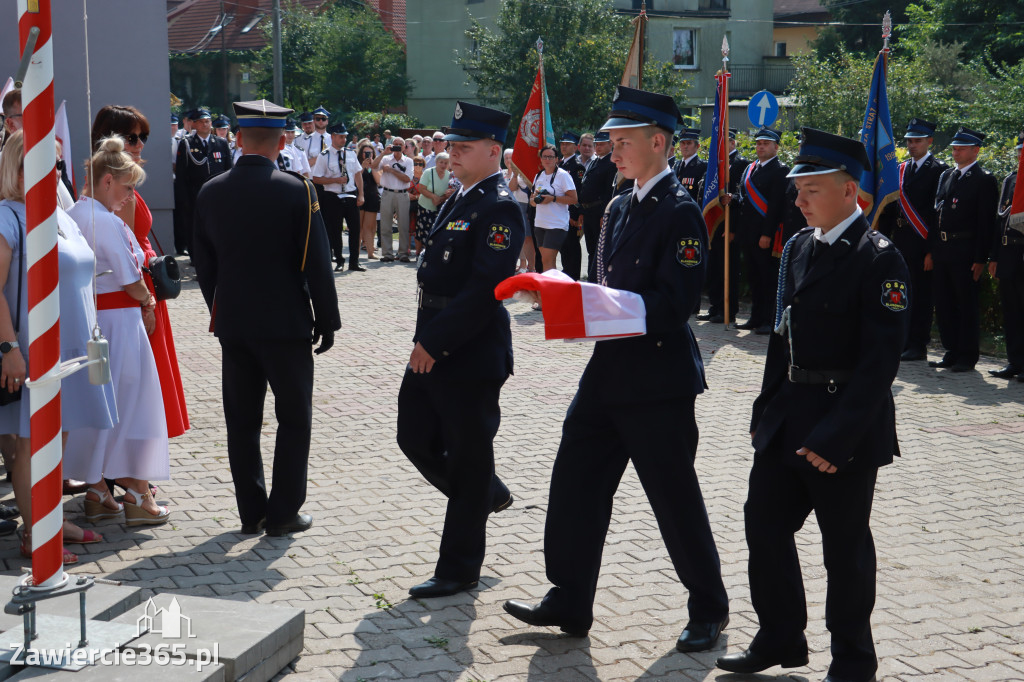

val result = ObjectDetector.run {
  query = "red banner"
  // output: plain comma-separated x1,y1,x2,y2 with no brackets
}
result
510,67,547,187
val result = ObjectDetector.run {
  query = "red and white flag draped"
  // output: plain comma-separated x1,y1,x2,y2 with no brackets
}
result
1009,144,1024,233
495,270,646,342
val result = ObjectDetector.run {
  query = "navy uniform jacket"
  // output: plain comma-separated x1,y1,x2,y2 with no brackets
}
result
931,162,999,263
578,153,617,210
581,171,708,404
728,151,751,195
991,172,1022,279
674,155,707,202
878,154,946,240
560,155,587,221
175,132,232,193
415,173,525,381
736,156,790,241
751,217,910,472
192,155,340,341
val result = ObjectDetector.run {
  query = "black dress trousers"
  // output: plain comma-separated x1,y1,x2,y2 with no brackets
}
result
744,443,879,682
220,337,313,527
931,255,980,367
397,370,508,582
541,392,728,623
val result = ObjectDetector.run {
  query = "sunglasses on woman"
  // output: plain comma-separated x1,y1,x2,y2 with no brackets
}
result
414,161,425,167
124,132,149,145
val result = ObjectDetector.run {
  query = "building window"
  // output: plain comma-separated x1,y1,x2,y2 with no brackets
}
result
699,0,728,8
673,28,697,69
775,41,787,57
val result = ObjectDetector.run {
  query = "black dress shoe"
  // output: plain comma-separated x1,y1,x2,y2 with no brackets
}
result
950,363,975,373
988,364,1021,378
709,315,726,324
503,600,591,636
734,320,758,330
0,503,20,521
491,493,513,513
408,577,478,598
754,325,773,335
675,615,729,652
696,313,712,321
929,358,955,368
239,518,266,535
266,513,313,537
900,349,926,361
0,519,16,536
717,647,808,674
348,265,367,272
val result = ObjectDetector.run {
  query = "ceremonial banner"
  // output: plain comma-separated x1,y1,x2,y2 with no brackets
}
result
54,100,73,187
621,4,647,88
1009,143,1024,232
510,46,555,188
701,72,728,238
495,270,646,341
857,50,899,229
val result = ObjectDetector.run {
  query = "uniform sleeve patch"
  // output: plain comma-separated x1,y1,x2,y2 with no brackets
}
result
881,280,908,311
677,238,701,267
311,200,320,214
487,225,511,251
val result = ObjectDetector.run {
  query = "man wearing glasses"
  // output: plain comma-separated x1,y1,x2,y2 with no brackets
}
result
1,89,23,153
373,136,413,262
424,131,446,169
303,106,331,167
175,108,232,256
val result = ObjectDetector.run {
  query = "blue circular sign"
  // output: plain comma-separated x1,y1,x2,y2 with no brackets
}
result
747,90,779,128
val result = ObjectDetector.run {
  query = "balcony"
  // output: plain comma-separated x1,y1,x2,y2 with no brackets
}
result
728,63,796,97
617,0,729,18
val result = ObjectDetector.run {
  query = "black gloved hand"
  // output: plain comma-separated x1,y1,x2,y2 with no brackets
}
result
312,329,334,355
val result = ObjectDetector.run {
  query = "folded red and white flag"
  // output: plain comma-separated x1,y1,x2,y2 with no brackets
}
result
495,270,646,341
1010,143,1024,232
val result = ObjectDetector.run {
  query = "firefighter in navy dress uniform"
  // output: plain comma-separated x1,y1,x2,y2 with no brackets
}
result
717,128,909,682
396,101,525,599
174,108,233,256
674,127,706,202
579,130,617,279
558,131,586,280
504,86,729,652
927,126,1000,372
988,131,1024,379
192,99,340,537
878,118,946,361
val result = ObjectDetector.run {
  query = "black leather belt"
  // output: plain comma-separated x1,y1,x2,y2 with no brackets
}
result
939,230,972,241
418,291,451,310
1003,234,1024,246
383,188,408,194
789,366,853,390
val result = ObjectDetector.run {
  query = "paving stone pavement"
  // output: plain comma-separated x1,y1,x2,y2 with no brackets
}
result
4,248,1022,681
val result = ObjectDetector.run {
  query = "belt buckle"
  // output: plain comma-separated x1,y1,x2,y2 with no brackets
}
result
417,289,423,310
940,231,948,242
1004,235,1009,246
788,365,798,383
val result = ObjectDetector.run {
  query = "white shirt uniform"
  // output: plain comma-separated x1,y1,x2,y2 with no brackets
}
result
300,131,328,161
312,146,362,196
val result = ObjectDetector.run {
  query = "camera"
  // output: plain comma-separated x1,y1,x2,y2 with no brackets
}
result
361,151,373,160
534,189,552,203
391,144,402,152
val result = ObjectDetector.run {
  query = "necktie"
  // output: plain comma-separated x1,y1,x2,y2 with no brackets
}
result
906,161,917,180
810,237,829,266
947,169,961,199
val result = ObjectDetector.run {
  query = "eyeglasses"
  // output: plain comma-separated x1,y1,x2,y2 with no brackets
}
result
540,154,557,160
314,116,328,121
124,132,149,145
414,161,425,166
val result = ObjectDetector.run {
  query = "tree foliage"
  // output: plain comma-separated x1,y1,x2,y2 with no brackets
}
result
903,0,1024,66
249,0,410,116
460,0,689,137
813,1,912,58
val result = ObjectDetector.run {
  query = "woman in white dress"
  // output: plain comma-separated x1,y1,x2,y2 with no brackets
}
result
64,136,170,527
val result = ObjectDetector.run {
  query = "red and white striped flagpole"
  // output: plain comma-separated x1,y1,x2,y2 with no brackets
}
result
19,0,64,589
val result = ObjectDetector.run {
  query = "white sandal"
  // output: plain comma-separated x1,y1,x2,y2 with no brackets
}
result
123,489,170,527
83,487,123,522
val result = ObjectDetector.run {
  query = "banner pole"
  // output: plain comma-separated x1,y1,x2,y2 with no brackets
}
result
721,37,731,330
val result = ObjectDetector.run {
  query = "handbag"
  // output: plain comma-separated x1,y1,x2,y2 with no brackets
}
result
145,255,181,301
0,206,24,405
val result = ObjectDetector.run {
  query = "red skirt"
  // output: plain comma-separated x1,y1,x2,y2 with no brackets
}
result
134,192,190,438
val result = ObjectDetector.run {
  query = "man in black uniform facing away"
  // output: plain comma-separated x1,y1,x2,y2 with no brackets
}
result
699,128,750,323
878,118,946,361
717,128,909,682
192,99,339,537
674,127,706,202
504,86,729,651
175,108,232,256
988,131,1024,379
396,101,525,599
927,126,999,372
580,130,617,280
734,127,790,334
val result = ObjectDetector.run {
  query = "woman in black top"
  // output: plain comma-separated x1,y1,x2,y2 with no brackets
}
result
358,142,382,259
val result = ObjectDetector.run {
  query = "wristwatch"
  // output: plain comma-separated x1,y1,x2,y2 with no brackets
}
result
0,341,19,354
